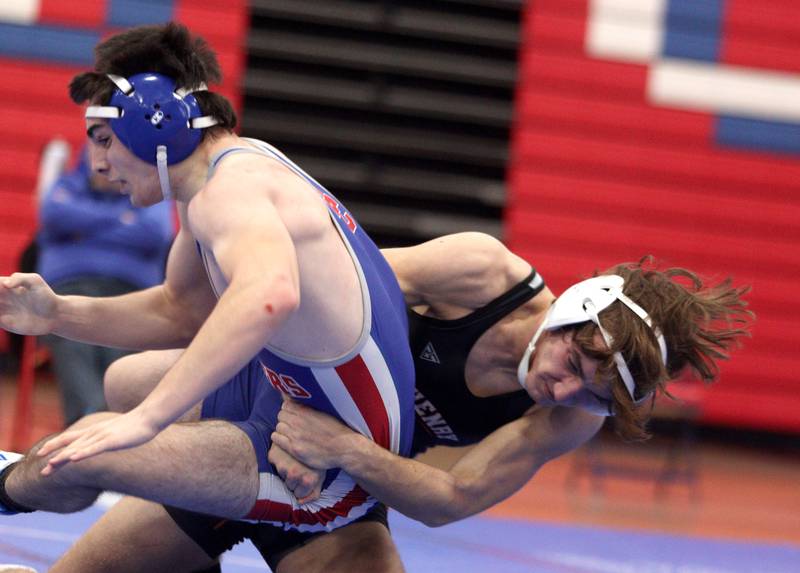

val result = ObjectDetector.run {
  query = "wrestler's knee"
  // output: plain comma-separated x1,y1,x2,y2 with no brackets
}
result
104,355,139,412
9,449,100,513
22,413,119,485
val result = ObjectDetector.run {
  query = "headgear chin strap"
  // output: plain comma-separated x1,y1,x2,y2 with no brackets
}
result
85,73,219,201
516,275,668,416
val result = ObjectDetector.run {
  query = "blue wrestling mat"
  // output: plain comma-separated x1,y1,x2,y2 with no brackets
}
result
1,504,798,572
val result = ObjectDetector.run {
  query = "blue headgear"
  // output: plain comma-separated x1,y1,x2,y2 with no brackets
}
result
84,73,219,200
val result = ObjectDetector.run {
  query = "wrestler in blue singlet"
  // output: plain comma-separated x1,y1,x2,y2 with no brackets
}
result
196,139,415,532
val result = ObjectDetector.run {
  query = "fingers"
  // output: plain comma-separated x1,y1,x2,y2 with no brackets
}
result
273,422,301,453
37,424,113,475
271,430,289,452
41,442,85,475
37,429,84,458
292,474,321,502
297,489,321,505
283,466,323,504
276,408,298,425
276,400,309,426
41,436,113,475
59,433,110,463
267,437,324,503
1,273,40,289
42,453,75,476
41,436,93,474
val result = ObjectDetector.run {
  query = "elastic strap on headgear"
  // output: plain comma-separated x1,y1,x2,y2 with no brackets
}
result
516,275,668,413
156,145,171,200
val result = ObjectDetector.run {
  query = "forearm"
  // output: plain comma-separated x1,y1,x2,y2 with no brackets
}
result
138,276,295,428
53,285,198,350
337,415,564,526
340,435,478,526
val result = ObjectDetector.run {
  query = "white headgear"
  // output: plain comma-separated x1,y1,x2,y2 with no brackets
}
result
516,275,667,416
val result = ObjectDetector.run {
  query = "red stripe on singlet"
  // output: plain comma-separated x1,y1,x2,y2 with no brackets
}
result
245,483,371,525
335,353,391,449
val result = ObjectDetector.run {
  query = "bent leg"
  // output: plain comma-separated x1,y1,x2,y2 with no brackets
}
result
50,497,220,573
104,349,184,413
276,520,404,573
5,413,259,518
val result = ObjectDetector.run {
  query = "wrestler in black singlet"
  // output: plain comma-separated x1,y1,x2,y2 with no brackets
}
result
409,268,543,454
169,269,545,571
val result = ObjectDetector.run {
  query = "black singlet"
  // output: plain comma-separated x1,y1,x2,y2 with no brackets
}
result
409,269,545,455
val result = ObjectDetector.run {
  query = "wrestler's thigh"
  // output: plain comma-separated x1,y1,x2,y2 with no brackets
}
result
40,413,259,519
50,496,218,573
276,521,404,573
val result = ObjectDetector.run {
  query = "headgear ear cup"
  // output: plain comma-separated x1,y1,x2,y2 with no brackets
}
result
105,73,210,164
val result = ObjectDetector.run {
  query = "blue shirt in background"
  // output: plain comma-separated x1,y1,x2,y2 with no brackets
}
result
36,151,174,289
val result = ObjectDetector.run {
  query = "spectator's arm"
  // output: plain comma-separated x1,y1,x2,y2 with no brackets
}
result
39,178,128,239
91,202,175,254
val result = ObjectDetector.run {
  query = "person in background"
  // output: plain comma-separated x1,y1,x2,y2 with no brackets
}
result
36,146,174,425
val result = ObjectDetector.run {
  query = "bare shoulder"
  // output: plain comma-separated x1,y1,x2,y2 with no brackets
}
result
191,151,328,242
383,232,532,308
204,150,300,199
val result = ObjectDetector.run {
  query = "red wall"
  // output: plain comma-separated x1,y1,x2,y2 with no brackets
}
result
0,0,248,351
506,0,800,433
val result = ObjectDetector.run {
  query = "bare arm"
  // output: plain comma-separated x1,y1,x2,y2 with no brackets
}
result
273,401,603,526
1,205,213,350
382,232,533,312
54,216,214,349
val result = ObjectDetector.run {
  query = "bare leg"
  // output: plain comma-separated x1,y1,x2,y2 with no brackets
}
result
277,521,404,573
72,350,403,572
50,497,219,573
104,349,184,413
45,350,220,572
5,413,258,518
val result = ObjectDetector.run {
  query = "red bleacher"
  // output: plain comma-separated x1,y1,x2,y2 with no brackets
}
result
506,0,800,433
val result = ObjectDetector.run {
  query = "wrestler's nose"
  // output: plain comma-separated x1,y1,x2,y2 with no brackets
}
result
551,376,582,404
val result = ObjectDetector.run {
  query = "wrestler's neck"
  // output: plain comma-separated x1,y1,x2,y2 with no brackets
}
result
506,292,553,364
472,292,553,372
464,293,553,396
165,131,243,202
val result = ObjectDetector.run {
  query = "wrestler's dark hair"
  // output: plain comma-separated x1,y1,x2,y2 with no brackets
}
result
566,257,753,441
69,22,236,138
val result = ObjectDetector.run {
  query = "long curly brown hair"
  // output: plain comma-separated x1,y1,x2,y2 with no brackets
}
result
567,257,753,441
